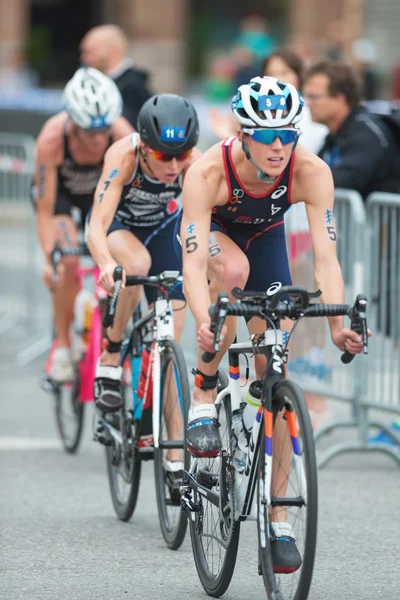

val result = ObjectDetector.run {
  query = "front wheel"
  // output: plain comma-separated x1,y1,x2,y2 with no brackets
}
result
258,379,318,600
154,339,191,549
105,378,142,522
189,371,241,597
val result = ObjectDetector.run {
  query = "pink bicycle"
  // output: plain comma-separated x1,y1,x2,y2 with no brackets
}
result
42,245,106,453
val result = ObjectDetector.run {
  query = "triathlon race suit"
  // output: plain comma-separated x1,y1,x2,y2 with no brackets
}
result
55,123,112,226
174,135,295,292
88,133,184,302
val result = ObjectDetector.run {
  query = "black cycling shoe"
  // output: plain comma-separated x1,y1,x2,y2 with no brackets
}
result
94,364,123,413
186,404,221,458
271,536,302,574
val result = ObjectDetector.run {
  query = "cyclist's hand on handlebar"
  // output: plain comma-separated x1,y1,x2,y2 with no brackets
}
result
43,263,65,288
332,327,372,354
197,322,227,353
98,263,125,295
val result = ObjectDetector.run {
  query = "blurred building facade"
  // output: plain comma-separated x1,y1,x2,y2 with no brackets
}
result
0,0,398,96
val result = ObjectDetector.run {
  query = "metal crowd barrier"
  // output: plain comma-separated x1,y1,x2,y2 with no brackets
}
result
0,133,52,363
287,189,400,467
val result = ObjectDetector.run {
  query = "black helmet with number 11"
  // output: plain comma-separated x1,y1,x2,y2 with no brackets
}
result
138,94,199,154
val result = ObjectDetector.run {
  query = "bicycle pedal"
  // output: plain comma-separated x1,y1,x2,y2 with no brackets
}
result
40,376,56,394
94,432,112,446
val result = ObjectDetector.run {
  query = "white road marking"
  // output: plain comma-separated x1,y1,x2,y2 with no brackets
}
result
0,437,61,450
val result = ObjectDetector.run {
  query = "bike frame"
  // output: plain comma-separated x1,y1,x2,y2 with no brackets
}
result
45,262,105,403
188,327,307,522
105,294,177,452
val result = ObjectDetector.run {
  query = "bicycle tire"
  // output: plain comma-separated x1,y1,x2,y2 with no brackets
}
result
190,370,241,597
258,379,318,600
154,339,191,549
54,370,85,454
105,376,142,522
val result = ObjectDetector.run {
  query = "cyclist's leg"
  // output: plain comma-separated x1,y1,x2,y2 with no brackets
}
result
244,223,301,569
186,224,250,456
50,197,80,381
94,221,151,412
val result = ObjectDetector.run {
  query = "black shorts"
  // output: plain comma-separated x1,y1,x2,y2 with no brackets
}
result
173,210,292,293
54,193,93,229
87,209,184,304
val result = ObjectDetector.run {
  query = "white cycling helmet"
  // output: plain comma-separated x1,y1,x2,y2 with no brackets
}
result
63,67,122,129
232,76,304,128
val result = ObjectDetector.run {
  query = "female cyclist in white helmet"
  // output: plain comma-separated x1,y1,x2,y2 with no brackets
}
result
175,75,370,573
33,67,133,382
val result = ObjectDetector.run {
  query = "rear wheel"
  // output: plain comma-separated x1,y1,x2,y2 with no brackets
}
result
54,368,85,454
189,371,241,597
258,379,318,600
154,340,191,549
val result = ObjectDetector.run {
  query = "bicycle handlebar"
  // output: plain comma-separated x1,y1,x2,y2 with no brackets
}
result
202,287,369,366
102,267,183,328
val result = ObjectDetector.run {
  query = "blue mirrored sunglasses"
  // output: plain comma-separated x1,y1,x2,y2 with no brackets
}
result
246,128,300,145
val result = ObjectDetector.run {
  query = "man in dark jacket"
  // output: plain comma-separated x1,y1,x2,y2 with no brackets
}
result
303,60,399,199
80,25,151,129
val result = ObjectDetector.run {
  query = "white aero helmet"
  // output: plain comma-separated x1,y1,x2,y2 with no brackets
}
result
63,67,122,129
232,76,304,128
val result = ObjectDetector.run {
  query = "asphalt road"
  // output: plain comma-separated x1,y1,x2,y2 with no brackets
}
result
1,350,400,600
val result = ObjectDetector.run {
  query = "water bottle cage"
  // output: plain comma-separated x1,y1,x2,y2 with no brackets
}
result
191,368,219,390
102,336,122,353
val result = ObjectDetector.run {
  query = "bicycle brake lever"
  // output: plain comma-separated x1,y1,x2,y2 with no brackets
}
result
202,293,229,363
102,266,123,329
341,295,368,364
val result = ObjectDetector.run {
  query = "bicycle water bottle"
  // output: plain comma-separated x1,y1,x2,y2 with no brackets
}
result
232,410,247,473
242,380,263,436
72,289,92,358
138,347,152,409
131,349,142,420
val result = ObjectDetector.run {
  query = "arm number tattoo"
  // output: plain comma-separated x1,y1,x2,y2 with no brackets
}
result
99,169,119,203
185,235,198,253
325,209,337,241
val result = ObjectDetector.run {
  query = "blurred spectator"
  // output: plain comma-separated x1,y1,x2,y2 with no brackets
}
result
232,13,276,88
352,38,379,101
262,49,327,153
205,55,237,103
304,61,400,199
80,25,151,128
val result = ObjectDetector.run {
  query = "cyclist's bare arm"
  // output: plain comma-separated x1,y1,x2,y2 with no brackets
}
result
182,147,203,178
181,156,222,327
297,153,345,335
111,116,135,140
87,136,135,270
34,114,64,260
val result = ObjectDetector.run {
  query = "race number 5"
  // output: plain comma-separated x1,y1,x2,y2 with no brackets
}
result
185,235,198,253
326,226,337,241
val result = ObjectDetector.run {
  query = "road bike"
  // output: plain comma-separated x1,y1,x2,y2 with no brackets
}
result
180,285,368,599
94,268,191,549
42,244,105,453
